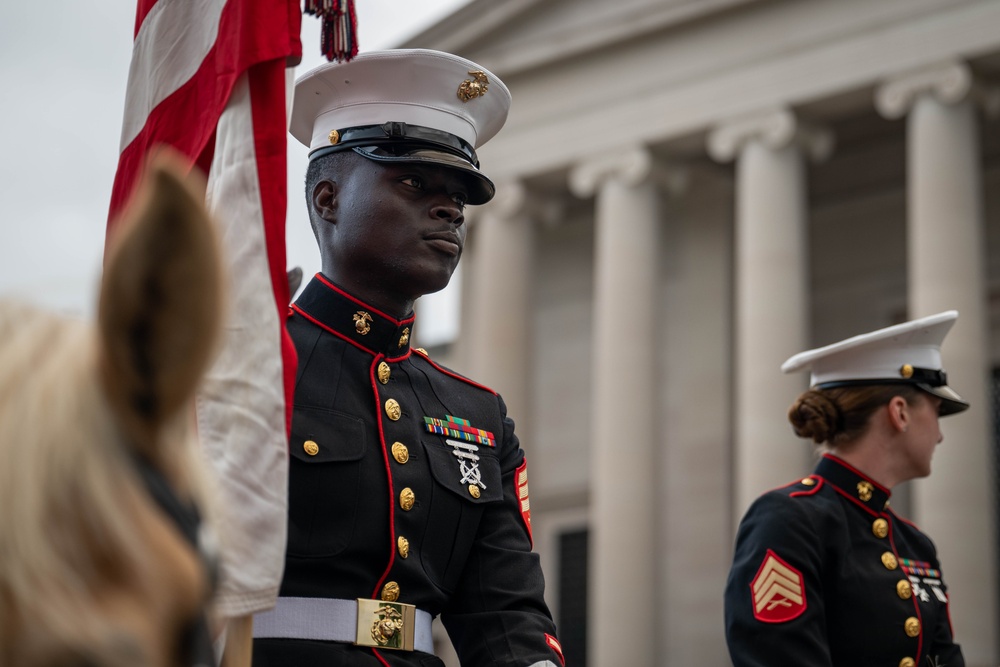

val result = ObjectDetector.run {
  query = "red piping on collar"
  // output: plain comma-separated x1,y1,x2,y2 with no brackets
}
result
291,303,379,356
822,453,891,495
315,273,416,327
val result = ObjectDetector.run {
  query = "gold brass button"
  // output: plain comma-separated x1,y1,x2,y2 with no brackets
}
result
391,442,409,464
900,364,914,379
303,440,319,456
397,536,410,559
398,327,410,348
897,579,912,599
857,481,874,502
881,552,898,570
801,478,816,486
904,617,920,637
415,348,427,355
873,518,889,538
899,658,915,667
385,398,401,421
399,487,415,511
381,582,400,602
328,129,341,145
377,362,391,384
468,485,481,499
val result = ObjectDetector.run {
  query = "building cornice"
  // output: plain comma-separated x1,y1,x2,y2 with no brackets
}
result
398,0,768,76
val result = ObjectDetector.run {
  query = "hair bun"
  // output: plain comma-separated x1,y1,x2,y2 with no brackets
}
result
788,390,842,444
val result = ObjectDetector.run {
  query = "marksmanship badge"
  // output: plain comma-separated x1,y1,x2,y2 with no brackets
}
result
445,438,485,490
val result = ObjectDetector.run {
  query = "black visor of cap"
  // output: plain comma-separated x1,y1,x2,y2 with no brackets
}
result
308,122,496,204
815,366,969,416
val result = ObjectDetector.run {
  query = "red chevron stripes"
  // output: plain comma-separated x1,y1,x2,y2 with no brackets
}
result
750,549,807,623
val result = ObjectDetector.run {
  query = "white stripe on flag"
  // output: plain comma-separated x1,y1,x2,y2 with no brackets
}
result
198,71,289,616
120,0,227,151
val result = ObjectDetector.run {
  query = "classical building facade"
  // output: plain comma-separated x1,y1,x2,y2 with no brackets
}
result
404,1,1000,664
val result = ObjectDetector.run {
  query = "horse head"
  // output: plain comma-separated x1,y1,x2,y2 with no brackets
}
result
0,151,223,667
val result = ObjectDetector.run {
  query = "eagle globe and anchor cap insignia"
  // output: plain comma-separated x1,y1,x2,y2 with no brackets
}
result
457,70,489,102
750,549,807,623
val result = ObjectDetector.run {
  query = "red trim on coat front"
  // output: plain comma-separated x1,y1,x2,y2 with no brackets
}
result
370,354,397,599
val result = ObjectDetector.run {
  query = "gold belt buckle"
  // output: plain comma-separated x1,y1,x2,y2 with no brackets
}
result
355,598,416,651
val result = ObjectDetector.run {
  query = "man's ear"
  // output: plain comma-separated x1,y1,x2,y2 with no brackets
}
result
312,180,338,223
886,395,910,433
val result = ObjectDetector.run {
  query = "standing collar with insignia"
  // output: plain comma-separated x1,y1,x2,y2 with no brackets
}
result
292,274,415,358
815,454,892,511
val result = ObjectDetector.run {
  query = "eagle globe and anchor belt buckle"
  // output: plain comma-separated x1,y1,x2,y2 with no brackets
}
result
355,598,417,651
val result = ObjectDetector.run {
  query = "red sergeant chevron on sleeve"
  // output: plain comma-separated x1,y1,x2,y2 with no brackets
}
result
750,549,807,623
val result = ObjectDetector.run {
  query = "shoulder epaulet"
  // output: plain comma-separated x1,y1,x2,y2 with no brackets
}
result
788,475,824,498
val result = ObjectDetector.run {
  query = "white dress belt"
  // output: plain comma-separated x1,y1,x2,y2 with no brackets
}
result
253,596,435,654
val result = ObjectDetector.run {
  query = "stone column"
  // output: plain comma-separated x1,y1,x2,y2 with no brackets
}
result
569,147,660,666
877,60,998,665
464,182,535,427
708,109,833,517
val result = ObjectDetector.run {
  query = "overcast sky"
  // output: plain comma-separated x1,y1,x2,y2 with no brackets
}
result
0,1,468,323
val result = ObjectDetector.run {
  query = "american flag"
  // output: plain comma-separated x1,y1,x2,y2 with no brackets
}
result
108,0,302,619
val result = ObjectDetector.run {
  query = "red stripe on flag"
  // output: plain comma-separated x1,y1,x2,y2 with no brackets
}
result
248,59,297,434
109,0,302,237
110,0,303,617
133,0,159,37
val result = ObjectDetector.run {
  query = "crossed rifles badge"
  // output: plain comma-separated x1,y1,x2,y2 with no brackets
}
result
424,415,496,494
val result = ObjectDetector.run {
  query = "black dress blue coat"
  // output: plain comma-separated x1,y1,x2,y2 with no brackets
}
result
253,275,563,667
725,454,963,667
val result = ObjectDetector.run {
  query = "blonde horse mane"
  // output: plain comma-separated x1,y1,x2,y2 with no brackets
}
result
0,154,222,667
